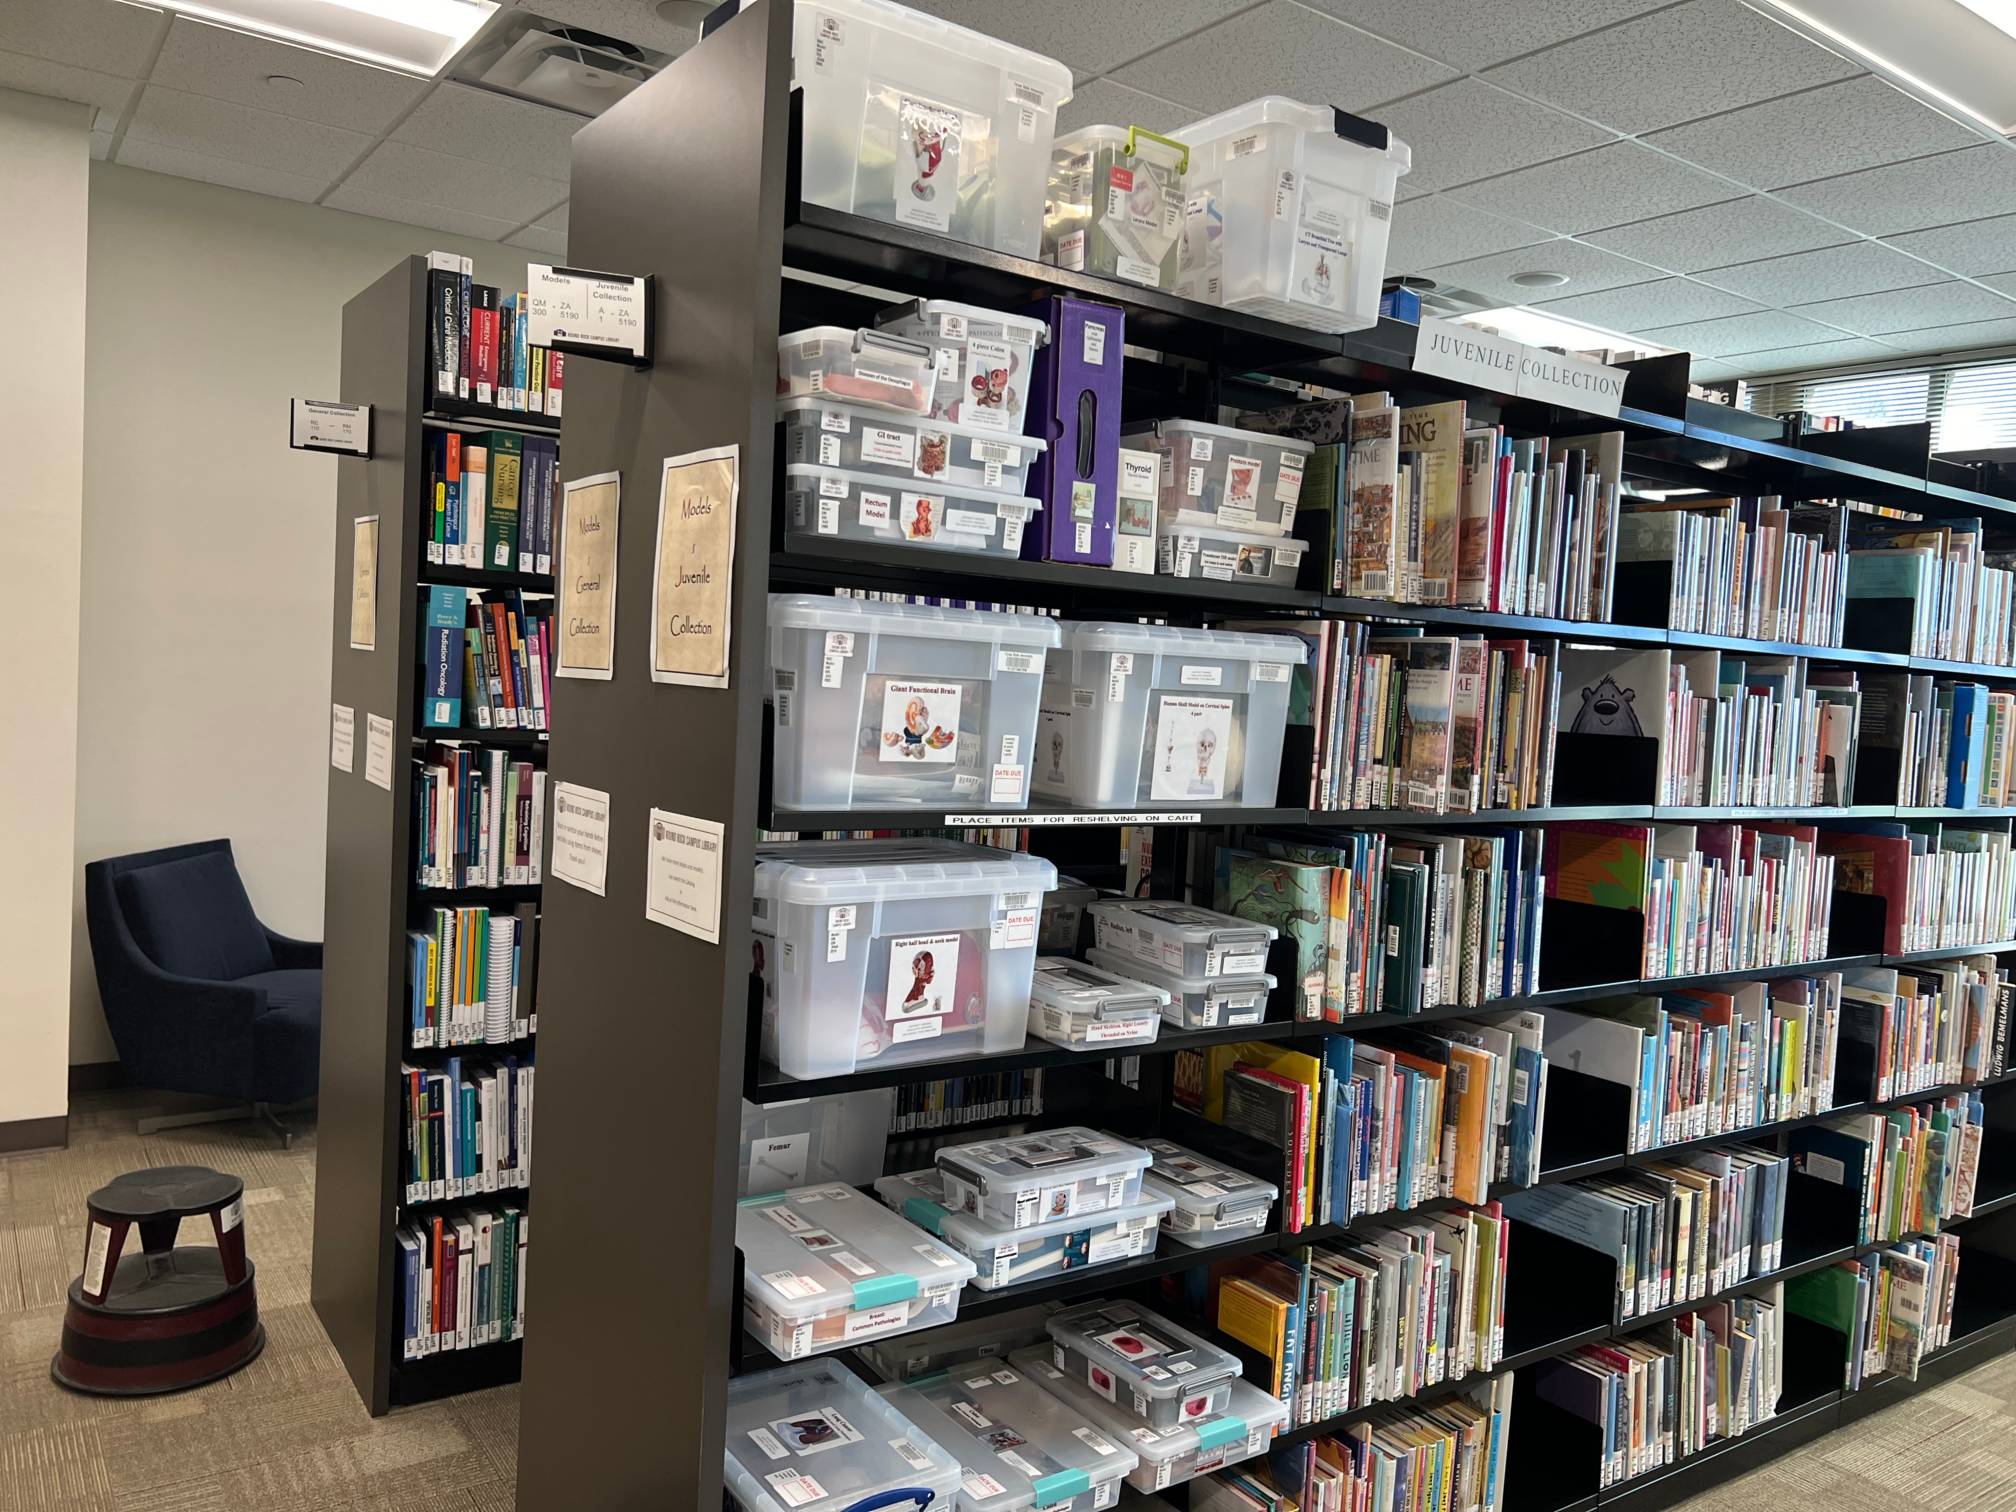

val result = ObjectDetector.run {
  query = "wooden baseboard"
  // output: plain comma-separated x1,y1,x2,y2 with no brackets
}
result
68,1061,126,1093
0,1115,67,1154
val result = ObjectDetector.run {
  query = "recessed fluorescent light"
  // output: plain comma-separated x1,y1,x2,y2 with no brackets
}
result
1454,305,1675,358
1753,0,2016,135
118,0,498,76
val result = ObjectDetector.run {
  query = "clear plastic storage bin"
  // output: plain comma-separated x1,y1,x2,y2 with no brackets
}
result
753,839,1056,1079
767,595,1060,812
1124,418,1313,537
778,397,1047,492
876,300,1051,435
778,326,938,414
876,1169,1173,1291
881,1363,1139,1511
737,1185,978,1361
1173,96,1411,335
784,464,1042,559
1087,899,1274,979
1010,1347,1287,1495
854,1301,1058,1383
1157,519,1306,587
1032,622,1309,808
739,1088,896,1197
935,1126,1151,1230
1027,956,1166,1051
725,1357,963,1512
1039,876,1099,952
1046,125,1188,291
1043,1300,1242,1431
774,0,1072,257
1084,948,1273,1031
1137,1137,1279,1247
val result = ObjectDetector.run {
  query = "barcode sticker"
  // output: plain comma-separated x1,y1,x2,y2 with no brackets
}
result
83,1222,112,1296
1180,665,1223,686
1107,652,1134,703
890,1438,934,1471
819,409,850,432
818,472,848,498
1255,662,1291,682
998,649,1041,674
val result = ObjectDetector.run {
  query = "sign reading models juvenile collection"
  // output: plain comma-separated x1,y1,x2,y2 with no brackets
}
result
651,446,739,689
523,264,652,364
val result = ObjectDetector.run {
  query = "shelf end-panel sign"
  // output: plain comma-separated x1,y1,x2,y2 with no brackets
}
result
524,263,651,362
1412,316,1627,419
291,398,371,455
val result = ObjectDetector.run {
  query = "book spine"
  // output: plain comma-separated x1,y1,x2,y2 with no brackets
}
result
457,257,473,400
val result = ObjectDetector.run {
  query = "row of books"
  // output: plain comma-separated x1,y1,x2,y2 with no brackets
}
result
1830,819,2016,953
1885,678,2008,808
885,1069,1045,1133
1849,515,2015,666
423,428,560,575
421,586,554,733
1621,496,1846,648
405,904,538,1049
1790,1091,1985,1247
1787,1236,1961,1389
1841,960,2005,1103
1662,653,1858,808
426,251,566,416
1638,821,1838,978
399,1054,534,1203
413,744,547,890
396,1203,528,1359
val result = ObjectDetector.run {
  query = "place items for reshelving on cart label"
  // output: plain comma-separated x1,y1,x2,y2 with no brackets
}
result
772,0,1072,257
777,397,1047,493
1025,955,1168,1051
1136,1136,1279,1248
766,595,1059,811
1084,949,1275,1032
1046,124,1189,290
783,463,1044,558
737,1185,979,1363
1172,95,1410,335
1124,418,1314,538
753,839,1055,1079
777,327,939,415
724,1356,962,1511
1088,898,1276,980
1033,622,1309,809
875,299,1051,436
1020,295,1125,567
1044,1299,1242,1432
934,1127,1153,1230
1156,518,1306,587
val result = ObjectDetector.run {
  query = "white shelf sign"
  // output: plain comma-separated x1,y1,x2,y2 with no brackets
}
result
1413,316,1628,418
525,264,650,361
290,398,371,455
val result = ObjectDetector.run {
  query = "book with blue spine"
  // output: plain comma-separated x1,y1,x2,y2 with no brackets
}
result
422,586,468,728
1947,682,1988,806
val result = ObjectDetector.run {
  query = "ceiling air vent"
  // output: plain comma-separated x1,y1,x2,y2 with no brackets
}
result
453,12,677,118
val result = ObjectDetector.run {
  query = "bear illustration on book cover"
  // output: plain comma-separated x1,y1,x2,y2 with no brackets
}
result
1568,674,1644,737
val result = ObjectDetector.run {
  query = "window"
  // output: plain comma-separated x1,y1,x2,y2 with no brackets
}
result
1742,355,2016,451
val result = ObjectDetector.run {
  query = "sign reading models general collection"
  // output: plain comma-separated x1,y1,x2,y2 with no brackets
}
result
1412,316,1629,419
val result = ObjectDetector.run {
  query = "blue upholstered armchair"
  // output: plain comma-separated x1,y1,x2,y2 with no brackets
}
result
84,839,321,1145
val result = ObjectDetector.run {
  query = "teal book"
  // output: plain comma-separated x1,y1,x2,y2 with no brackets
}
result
421,585,468,728
1216,847,1330,1020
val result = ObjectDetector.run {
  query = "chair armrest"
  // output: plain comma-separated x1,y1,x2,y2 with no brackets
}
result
112,956,267,1101
264,928,323,971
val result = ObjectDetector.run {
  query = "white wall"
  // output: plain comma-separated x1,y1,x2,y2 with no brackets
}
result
72,163,522,1065
1,90,89,1126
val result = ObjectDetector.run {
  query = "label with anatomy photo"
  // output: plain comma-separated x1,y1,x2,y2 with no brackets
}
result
886,931,961,1020
878,680,961,764
895,96,962,234
767,1407,862,1456
1288,174,1351,311
1150,695,1235,802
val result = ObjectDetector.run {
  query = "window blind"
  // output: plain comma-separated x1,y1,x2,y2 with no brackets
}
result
1742,354,2016,451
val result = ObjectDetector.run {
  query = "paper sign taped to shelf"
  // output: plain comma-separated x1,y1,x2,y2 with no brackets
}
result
651,445,738,688
525,264,650,360
557,471,621,681
330,704,354,773
349,515,379,652
1413,316,1627,418
645,807,724,943
551,781,611,896
363,713,395,791
290,398,371,455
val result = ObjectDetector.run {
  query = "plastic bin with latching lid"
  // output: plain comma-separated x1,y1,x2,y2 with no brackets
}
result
724,1355,962,1511
874,1168,1174,1292
933,1126,1151,1231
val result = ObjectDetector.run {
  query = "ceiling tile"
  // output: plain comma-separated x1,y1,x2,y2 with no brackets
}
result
534,201,568,234
1110,2,1458,117
1534,278,1765,332
1638,308,1852,357
1642,75,1980,192
1482,0,1859,136
127,86,375,180
1057,78,1199,136
1732,336,1908,374
1884,215,2016,279
149,17,426,133
1688,360,1748,385
115,138,328,203
1443,142,1740,236
1779,145,2016,236
323,182,526,241
1366,78,1612,196
506,223,568,257
1584,196,1850,272
1419,237,1663,307
1694,240,1950,304
394,82,580,182
1382,195,1553,274
341,139,569,225
1297,0,1671,71
516,0,700,57
1987,273,2016,298
0,49,141,117
904,0,1256,79
1790,280,2016,337
0,0,160,76
1877,317,2016,357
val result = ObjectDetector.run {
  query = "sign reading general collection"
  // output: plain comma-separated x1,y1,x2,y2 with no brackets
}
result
289,398,371,455
1412,315,1629,419
650,445,739,689
557,471,621,681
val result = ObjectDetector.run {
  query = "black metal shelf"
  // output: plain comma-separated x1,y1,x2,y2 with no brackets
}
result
411,883,543,905
411,726,548,747
1887,941,2016,963
1909,654,2016,680
762,800,1310,833
423,404,560,436
1320,595,1667,643
420,562,555,592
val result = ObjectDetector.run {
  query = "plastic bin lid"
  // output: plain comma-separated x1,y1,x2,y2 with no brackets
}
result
774,396,1050,453
767,593,1061,648
1156,516,1308,552
725,1357,963,1512
1089,898,1277,946
879,1367,1139,1511
876,298,1052,345
875,1169,1174,1250
1054,124,1188,165
778,0,1074,101
1123,416,1316,454
1058,620,1310,663
1175,94,1412,171
1138,1137,1280,1217
1029,956,1171,1016
737,1184,977,1321
1044,1300,1241,1401
1008,1347,1288,1465
935,1127,1152,1197
1086,947,1278,998
778,325,935,364
755,840,1056,907
782,463,1046,513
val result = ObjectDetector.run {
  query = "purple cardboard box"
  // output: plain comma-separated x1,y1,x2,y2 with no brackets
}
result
1021,294,1125,565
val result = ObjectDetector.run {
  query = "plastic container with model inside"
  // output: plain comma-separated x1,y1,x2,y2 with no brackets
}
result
1137,1136,1280,1247
753,839,1055,1079
1027,955,1167,1051
1038,875,1099,952
778,397,1047,493
875,1168,1174,1291
880,1361,1139,1511
1124,418,1313,537
724,1356,962,1512
738,1087,896,1198
1046,124,1189,291
1084,948,1273,1031
767,595,1059,812
1157,519,1306,587
1032,622,1309,809
736,1184,978,1361
875,299,1051,436
777,326,938,414
934,1126,1151,1230
853,1300,1058,1383
1086,898,1275,979
1173,96,1411,335
1043,1300,1241,1431
783,463,1043,559
772,0,1072,257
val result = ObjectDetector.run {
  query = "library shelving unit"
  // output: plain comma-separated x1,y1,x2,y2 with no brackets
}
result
433,6,2016,1507
311,257,552,1415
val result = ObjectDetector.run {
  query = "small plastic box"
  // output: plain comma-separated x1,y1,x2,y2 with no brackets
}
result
1124,418,1314,537
1043,1300,1241,1431
1084,948,1273,1031
752,839,1056,1079
876,299,1052,436
1173,96,1412,335
1157,518,1306,587
1027,956,1167,1051
1038,876,1099,952
784,464,1043,559
1137,1137,1280,1247
853,1301,1058,1383
777,326,938,414
739,1088,896,1198
1033,622,1309,809
1087,899,1275,979
876,1168,1174,1291
737,1185,978,1362
880,1363,1139,1511
725,1357,963,1512
778,397,1048,493
1010,1347,1288,1495
767,595,1060,812
935,1126,1152,1230
773,0,1072,257
1046,125,1188,291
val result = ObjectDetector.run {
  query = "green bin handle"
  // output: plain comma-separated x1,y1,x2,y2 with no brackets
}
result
1125,125,1190,176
